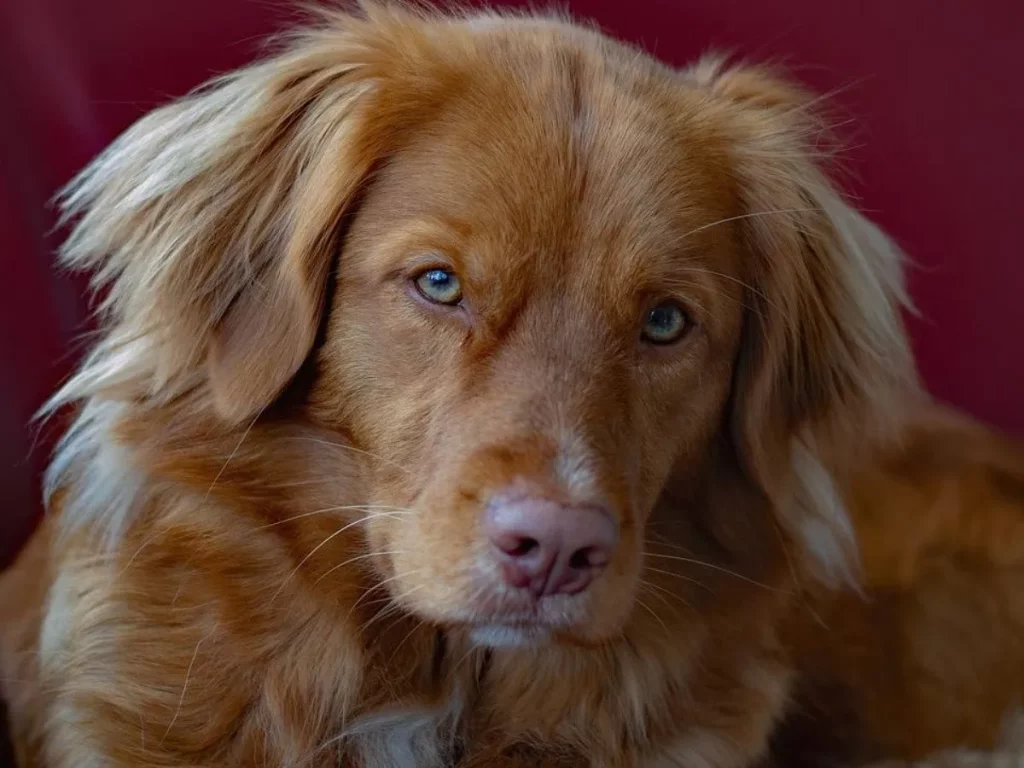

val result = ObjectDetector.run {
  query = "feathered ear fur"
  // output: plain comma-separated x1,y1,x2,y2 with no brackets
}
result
687,58,920,585
40,3,485,545
52,3,444,424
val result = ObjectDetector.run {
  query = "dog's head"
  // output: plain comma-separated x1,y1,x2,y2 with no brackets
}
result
54,5,916,647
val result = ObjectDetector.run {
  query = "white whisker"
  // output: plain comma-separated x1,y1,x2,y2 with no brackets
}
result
642,565,714,593
634,596,669,634
312,550,405,586
204,411,262,501
345,571,420,627
387,618,428,665
644,552,785,592
255,506,411,531
287,436,411,476
159,624,216,744
270,513,410,602
639,579,693,613
678,207,820,241
362,582,428,634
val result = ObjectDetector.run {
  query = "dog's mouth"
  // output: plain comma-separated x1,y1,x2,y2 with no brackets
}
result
377,507,639,647
453,592,605,648
462,614,618,649
397,588,597,648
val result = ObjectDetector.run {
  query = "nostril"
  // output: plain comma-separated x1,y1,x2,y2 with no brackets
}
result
569,541,612,571
568,548,591,570
492,533,541,558
509,537,539,557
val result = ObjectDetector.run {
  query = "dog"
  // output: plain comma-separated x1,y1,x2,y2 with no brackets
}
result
2,3,1022,766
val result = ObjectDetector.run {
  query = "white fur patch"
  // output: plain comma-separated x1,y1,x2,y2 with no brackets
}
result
653,730,740,768
789,434,860,588
555,431,600,502
42,399,147,549
469,624,550,648
38,572,75,664
340,691,466,768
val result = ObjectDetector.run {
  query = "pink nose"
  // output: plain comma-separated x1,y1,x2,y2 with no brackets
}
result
483,496,618,597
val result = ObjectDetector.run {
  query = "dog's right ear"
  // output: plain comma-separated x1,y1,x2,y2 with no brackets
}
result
54,5,448,424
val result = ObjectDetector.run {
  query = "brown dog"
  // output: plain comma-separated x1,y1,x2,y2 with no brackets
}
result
2,4,1021,766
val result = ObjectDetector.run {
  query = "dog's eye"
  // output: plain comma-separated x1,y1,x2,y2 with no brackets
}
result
641,301,689,344
414,268,463,305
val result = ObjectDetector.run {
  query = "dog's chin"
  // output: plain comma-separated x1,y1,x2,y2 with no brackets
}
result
468,624,552,649
465,619,626,649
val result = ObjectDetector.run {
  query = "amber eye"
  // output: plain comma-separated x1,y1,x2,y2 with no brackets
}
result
641,301,689,344
414,268,463,305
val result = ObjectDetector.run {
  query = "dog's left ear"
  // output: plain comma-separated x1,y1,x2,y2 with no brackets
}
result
686,58,920,584
58,36,385,424
56,5,442,424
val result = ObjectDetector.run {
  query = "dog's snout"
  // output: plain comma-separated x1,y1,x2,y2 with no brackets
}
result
483,496,618,597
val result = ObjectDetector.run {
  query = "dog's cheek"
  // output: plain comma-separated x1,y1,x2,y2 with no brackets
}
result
640,354,736,492
383,504,480,621
579,534,645,641
364,516,397,576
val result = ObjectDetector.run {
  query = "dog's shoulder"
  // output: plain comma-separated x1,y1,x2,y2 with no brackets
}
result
775,403,1024,765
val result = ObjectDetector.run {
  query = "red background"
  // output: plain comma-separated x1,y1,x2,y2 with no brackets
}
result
2,0,1022,568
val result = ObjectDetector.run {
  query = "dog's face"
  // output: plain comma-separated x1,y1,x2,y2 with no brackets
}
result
310,42,747,644
58,9,914,649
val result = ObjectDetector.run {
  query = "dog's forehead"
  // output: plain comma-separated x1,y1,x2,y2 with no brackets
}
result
357,29,736,295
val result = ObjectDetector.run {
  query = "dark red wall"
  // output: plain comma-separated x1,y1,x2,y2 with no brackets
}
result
2,0,1022,566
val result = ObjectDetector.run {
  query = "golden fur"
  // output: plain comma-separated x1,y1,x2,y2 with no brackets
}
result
1,4,1021,766
771,404,1024,767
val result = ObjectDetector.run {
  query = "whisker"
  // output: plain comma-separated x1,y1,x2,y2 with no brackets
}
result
345,593,393,616
116,532,163,581
663,271,767,306
642,565,714,593
678,207,820,241
386,617,428,666
668,267,790,322
159,624,216,745
270,514,409,602
644,533,694,550
205,411,262,501
312,550,405,586
119,415,266,579
633,596,669,634
449,639,484,682
638,580,674,609
643,552,786,593
362,583,427,634
639,579,694,613
287,436,412,476
659,277,768,321
346,572,421,627
255,506,411,531
268,476,350,489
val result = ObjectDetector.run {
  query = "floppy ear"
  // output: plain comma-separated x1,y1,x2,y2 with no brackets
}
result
54,8,416,424
687,58,920,584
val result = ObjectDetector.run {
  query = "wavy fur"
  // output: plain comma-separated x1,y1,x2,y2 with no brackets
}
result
3,4,1020,768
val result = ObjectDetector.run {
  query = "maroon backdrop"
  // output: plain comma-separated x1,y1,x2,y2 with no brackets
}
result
2,0,1022,568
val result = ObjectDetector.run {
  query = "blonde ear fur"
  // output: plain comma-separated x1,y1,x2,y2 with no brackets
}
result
40,4,439,542
688,57,920,585
48,7,429,425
